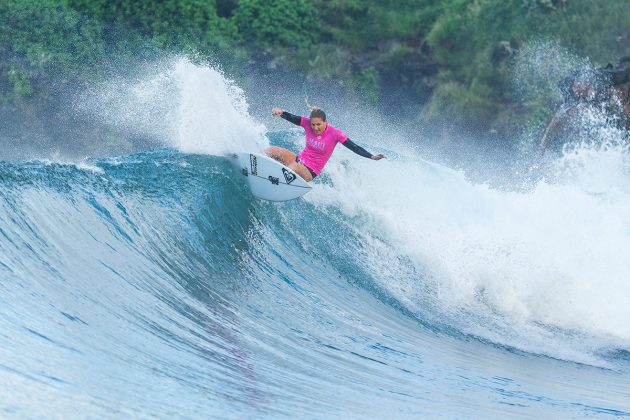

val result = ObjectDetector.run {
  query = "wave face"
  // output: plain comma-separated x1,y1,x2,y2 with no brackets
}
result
1,58,630,418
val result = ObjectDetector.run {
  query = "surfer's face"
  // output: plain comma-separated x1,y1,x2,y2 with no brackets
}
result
310,117,327,134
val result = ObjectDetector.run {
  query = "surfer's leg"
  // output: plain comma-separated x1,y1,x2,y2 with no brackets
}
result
288,162,313,182
264,146,295,166
264,146,313,182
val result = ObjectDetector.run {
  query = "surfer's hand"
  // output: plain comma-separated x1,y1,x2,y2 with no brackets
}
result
272,108,283,116
371,153,386,160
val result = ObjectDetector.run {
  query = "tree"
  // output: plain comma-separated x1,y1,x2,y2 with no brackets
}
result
232,0,320,50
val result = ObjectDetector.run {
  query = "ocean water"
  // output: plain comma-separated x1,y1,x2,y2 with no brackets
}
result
1,58,629,418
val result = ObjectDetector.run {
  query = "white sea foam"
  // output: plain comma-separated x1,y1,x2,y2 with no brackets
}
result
307,121,630,364
295,42,630,364
74,57,267,156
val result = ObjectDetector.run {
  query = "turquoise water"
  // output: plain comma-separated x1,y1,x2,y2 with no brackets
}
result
1,59,629,418
0,147,628,418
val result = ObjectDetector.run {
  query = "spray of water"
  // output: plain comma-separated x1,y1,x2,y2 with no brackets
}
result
299,42,630,365
74,57,267,156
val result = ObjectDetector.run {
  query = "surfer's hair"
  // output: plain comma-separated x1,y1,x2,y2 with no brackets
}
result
309,108,326,121
305,96,326,121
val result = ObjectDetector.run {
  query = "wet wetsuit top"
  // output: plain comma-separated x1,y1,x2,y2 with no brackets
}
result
280,111,374,175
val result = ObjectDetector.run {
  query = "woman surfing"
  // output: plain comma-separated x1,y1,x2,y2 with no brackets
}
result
266,105,386,182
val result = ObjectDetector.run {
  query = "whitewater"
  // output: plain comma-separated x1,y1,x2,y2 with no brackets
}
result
1,58,629,418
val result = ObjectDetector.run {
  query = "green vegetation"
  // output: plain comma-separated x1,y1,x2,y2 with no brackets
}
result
423,0,630,131
233,0,319,49
1,0,629,137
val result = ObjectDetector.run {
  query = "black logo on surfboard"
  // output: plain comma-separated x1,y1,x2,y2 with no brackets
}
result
282,168,296,184
250,154,258,176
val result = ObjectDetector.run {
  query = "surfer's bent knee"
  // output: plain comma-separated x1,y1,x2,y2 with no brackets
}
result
264,146,286,163
264,146,281,157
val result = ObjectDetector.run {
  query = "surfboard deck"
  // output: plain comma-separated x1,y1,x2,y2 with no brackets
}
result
235,152,312,202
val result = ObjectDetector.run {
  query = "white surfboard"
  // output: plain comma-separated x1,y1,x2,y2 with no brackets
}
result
236,152,312,202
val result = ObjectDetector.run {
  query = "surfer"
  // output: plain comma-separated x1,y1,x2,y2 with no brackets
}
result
266,106,386,182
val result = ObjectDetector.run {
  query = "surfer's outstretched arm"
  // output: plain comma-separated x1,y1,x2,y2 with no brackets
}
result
272,108,300,126
343,139,386,160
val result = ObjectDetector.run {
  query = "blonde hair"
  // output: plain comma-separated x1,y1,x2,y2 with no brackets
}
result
305,95,326,120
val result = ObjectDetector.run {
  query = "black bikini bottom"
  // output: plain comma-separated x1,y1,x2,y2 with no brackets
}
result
295,156,317,179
